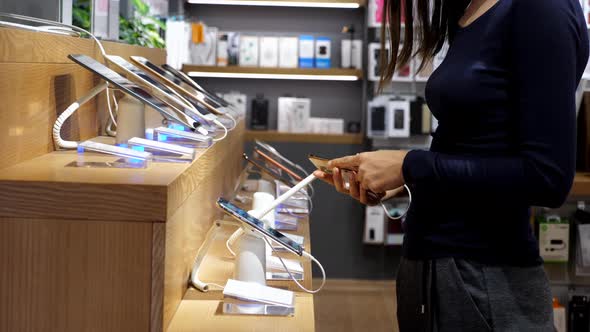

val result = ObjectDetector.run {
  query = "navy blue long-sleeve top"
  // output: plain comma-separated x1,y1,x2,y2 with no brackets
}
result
401,0,589,266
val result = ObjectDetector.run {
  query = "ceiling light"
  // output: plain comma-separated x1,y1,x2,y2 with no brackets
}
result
187,71,360,81
187,0,360,9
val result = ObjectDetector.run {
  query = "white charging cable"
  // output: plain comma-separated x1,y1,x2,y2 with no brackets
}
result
262,235,326,294
212,119,228,142
0,13,119,149
52,82,109,149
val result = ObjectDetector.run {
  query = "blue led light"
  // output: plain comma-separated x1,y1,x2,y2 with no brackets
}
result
117,143,128,148
158,134,169,142
168,123,186,131
131,145,145,152
77,146,85,153
129,158,143,164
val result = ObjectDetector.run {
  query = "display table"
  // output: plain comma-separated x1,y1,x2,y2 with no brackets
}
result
0,124,247,331
166,207,316,332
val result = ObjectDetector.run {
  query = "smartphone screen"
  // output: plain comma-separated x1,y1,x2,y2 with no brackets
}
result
217,198,303,256
161,64,231,107
68,54,197,130
254,148,303,181
131,56,226,115
244,153,297,187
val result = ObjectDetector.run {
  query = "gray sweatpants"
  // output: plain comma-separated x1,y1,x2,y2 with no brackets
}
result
396,257,554,332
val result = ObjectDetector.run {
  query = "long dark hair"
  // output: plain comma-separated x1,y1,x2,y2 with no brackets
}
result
379,0,470,90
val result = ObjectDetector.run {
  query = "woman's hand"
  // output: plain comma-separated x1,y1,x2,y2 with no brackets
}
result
313,150,408,205
331,150,408,193
313,168,385,205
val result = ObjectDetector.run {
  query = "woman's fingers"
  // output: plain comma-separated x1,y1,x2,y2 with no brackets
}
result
349,172,360,200
333,168,348,194
328,154,361,169
359,184,368,205
313,170,334,186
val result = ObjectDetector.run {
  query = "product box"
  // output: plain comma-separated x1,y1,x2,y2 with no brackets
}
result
299,35,315,68
277,97,311,133
341,39,362,69
239,35,259,67
221,92,247,117
368,42,389,81
538,215,570,263
190,24,217,66
279,37,299,68
315,37,331,68
227,32,240,65
387,98,411,137
367,96,390,138
308,117,344,134
216,32,228,66
364,205,385,244
259,36,279,67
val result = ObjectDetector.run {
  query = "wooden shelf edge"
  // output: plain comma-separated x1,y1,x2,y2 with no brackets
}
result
182,65,363,80
245,130,364,144
571,173,590,197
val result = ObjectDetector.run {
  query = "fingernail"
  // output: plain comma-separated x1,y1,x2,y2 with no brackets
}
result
333,167,338,175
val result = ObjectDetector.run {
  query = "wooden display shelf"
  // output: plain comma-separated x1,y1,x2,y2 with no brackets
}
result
166,189,315,332
0,124,246,332
182,65,363,81
571,173,590,197
245,130,364,144
187,0,366,9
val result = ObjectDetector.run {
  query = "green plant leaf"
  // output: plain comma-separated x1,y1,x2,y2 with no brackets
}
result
132,0,150,16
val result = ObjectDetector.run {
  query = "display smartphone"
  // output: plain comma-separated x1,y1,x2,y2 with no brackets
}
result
308,154,354,174
130,56,226,116
243,153,297,187
161,64,231,108
68,54,198,130
308,154,382,200
254,148,303,181
217,198,303,256
105,55,215,131
254,140,307,179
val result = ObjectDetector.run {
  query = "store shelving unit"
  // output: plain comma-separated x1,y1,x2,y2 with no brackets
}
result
245,130,364,144
183,65,363,81
185,0,368,144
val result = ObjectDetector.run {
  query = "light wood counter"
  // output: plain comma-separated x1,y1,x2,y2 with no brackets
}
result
0,123,246,332
166,190,315,332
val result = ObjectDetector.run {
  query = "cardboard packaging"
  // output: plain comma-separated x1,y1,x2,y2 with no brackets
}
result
299,35,315,68
315,37,331,68
341,39,363,69
260,37,279,68
538,215,570,263
239,35,259,67
279,37,299,68
277,97,311,133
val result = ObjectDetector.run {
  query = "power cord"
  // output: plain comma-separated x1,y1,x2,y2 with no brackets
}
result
0,13,119,149
262,235,326,294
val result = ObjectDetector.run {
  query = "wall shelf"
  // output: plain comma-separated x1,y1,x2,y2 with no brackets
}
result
245,130,364,144
186,0,366,9
183,65,363,81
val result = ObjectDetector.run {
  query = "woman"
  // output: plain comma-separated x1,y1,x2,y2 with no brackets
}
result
314,0,589,330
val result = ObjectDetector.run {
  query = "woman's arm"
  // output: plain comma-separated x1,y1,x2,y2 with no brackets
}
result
403,0,587,208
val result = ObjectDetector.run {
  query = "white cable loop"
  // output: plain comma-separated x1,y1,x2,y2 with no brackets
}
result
0,13,118,150
52,82,108,149
212,119,229,142
262,236,326,294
